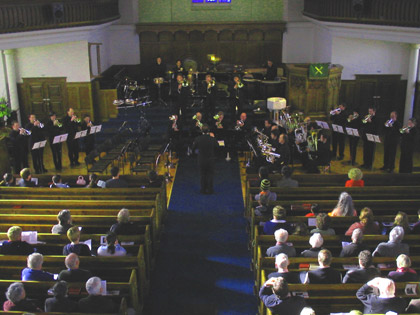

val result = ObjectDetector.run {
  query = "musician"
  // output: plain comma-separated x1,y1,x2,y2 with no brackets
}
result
172,74,189,118
330,103,348,160
347,110,361,166
265,59,277,81
62,108,81,167
360,106,378,170
152,56,166,78
269,129,280,147
381,111,401,173
25,114,47,174
203,74,218,121
229,75,246,117
167,114,182,155
276,134,291,167
81,114,95,156
188,112,204,156
173,59,185,77
399,118,417,173
45,112,63,171
213,111,229,159
236,112,252,134
304,132,331,174
263,119,275,137
8,121,29,174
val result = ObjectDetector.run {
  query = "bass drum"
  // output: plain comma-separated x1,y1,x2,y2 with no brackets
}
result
183,58,198,73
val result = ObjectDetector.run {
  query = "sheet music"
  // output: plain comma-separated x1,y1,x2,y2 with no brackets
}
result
53,135,61,144
32,142,40,150
366,133,375,142
352,129,360,137
332,124,344,133
373,135,381,143
345,128,353,136
60,134,68,142
39,140,47,148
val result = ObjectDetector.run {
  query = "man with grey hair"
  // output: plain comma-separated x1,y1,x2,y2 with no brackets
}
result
51,209,73,234
21,253,54,281
340,228,368,257
0,226,33,255
372,226,409,257
266,229,296,257
109,208,139,235
3,282,41,312
301,233,324,258
57,253,92,282
78,277,117,313
342,250,380,283
268,253,301,283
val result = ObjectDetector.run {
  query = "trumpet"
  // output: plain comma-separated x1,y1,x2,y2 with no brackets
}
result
169,115,177,121
19,128,31,136
362,114,372,124
35,120,44,128
330,107,341,115
399,126,413,134
213,115,223,128
53,119,62,128
234,81,244,89
72,115,81,123
235,119,244,131
385,119,394,128
347,112,359,123
207,79,215,93
192,115,203,129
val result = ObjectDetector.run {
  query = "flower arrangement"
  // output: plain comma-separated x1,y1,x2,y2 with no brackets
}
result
0,98,11,122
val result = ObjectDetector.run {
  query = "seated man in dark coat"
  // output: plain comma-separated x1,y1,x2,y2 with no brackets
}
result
356,277,408,314
304,249,342,284
373,226,409,257
21,253,54,281
300,233,324,258
266,229,296,258
109,208,140,235
3,282,41,312
58,253,92,282
259,276,306,315
267,253,301,284
0,226,33,255
78,277,117,314
44,281,78,312
105,166,128,188
146,170,163,188
387,254,419,282
343,250,380,283
340,228,368,257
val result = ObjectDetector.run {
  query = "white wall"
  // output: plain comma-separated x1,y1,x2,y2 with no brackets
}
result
312,25,332,63
331,37,411,80
282,22,314,63
0,53,7,100
283,0,305,22
15,41,91,83
108,25,140,65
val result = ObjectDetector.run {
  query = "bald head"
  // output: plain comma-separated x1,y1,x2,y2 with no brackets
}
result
65,253,80,270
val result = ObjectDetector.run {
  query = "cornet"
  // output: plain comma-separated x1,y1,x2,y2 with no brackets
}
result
192,115,203,129
207,79,215,93
72,115,81,123
213,115,223,128
35,120,44,128
169,115,177,121
53,119,62,128
385,119,394,128
235,120,244,131
362,114,372,124
330,107,341,115
347,113,359,123
19,128,31,136
399,126,413,134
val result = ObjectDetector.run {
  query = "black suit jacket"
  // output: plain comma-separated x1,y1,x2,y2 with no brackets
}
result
78,295,117,314
342,266,380,283
356,284,407,314
57,268,92,283
45,296,78,313
193,134,218,166
0,241,33,255
307,266,342,284
105,178,128,188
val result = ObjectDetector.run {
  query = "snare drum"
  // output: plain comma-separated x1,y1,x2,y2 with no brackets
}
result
153,77,164,85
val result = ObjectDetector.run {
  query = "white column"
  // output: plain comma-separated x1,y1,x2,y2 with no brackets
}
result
3,49,21,124
404,44,420,123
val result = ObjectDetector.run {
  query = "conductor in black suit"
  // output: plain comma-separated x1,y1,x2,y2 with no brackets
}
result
192,124,218,195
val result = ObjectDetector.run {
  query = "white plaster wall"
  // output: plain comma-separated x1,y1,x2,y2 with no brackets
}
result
0,54,7,100
14,41,90,82
88,28,112,75
331,37,411,80
117,0,139,25
312,25,332,63
108,25,140,65
282,22,314,63
283,0,305,22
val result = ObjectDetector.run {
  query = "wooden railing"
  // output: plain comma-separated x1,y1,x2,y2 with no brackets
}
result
303,0,420,27
0,0,120,34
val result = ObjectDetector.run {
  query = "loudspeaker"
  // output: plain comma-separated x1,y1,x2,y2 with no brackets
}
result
352,0,364,13
51,3,64,23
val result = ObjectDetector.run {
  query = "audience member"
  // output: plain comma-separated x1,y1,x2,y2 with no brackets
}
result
305,203,321,218
276,166,298,187
63,226,91,256
17,168,36,187
345,168,364,187
251,166,270,187
58,253,93,282
21,253,54,281
301,233,324,258
0,173,14,186
0,226,33,255
50,175,70,188
293,222,309,236
300,307,316,315
304,249,342,284
342,250,380,283
255,179,277,216
372,226,409,257
263,206,292,235
329,192,357,216
146,170,163,188
310,213,335,236
86,173,99,188
340,228,368,257
3,282,41,312
390,211,411,235
344,207,381,236
267,253,301,284
266,229,296,257
356,277,407,314
109,208,140,235
259,277,306,314
387,254,419,282
78,277,117,313
411,209,420,234
105,166,128,188
51,209,73,234
44,281,78,312
97,231,127,257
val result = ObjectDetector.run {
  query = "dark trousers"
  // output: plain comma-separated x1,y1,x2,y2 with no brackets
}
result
67,139,79,165
199,161,214,193
348,136,359,165
332,132,345,158
399,146,414,173
383,138,398,170
31,147,44,173
11,149,28,174
363,140,375,167
50,142,62,170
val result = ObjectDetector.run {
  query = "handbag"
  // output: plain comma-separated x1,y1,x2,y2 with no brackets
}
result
76,175,86,186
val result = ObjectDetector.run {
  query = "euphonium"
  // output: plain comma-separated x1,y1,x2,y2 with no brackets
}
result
330,107,341,115
362,114,372,124
347,113,359,123
385,119,394,128
19,128,31,136
399,126,413,134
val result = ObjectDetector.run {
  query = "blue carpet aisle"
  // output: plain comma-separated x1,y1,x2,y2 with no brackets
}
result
145,157,258,315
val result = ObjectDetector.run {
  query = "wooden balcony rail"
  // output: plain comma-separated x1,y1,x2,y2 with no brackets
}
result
303,0,420,27
0,0,120,34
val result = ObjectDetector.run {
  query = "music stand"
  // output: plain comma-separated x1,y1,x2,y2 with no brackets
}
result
90,125,102,134
53,134,68,144
32,140,47,150
74,130,88,139
366,133,381,171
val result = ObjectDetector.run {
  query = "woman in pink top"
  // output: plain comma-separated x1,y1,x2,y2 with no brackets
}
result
330,192,357,217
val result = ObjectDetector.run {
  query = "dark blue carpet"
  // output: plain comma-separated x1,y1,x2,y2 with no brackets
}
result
145,157,258,315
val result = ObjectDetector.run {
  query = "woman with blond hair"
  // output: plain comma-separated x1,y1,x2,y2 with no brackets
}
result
390,211,411,235
330,192,357,216
345,168,364,187
345,207,381,236
388,254,418,282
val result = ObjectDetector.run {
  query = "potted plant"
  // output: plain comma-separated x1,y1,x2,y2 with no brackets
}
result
0,97,11,126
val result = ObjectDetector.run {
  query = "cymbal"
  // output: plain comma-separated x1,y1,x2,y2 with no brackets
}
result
113,100,124,106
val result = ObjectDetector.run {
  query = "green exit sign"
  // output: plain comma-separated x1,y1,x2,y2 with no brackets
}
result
309,63,329,79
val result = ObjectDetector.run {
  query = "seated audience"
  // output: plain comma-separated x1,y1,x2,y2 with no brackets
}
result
342,250,380,283
63,226,91,256
0,226,33,255
276,165,298,188
147,170,163,188
300,307,316,315
58,253,93,282
390,211,411,235
255,179,277,216
52,209,73,234
86,173,99,188
329,192,357,216
109,208,140,235
340,228,368,257
305,203,321,218
263,206,292,235
3,282,41,312
21,253,54,281
345,207,381,236
259,277,306,314
301,233,324,258
105,166,128,188
78,277,117,313
372,226,409,257
0,173,14,186
387,254,419,282
304,249,342,284
310,213,335,236
97,231,127,257
356,277,407,314
411,209,420,234
17,168,36,187
44,281,78,312
293,222,309,236
50,175,70,188
266,229,296,257
345,168,364,187
251,166,270,187
267,253,301,284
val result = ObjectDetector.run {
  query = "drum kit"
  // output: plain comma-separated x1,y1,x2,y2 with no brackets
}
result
113,78,151,109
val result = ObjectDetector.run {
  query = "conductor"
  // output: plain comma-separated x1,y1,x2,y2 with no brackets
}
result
192,124,218,195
